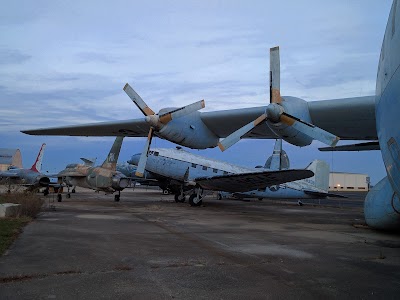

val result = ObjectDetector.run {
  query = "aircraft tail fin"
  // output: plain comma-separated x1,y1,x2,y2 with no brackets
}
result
101,137,124,170
264,139,290,170
305,160,330,192
30,143,46,173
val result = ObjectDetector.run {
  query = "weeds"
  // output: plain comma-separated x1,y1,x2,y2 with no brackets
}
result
0,192,44,218
0,192,44,255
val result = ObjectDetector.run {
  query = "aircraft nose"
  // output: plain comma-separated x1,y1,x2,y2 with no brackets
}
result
128,153,141,165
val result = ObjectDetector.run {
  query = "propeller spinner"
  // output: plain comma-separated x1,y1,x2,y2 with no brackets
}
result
218,46,339,151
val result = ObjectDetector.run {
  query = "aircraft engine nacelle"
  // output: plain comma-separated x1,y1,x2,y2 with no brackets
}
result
266,96,314,147
157,111,219,149
111,173,130,191
364,176,400,230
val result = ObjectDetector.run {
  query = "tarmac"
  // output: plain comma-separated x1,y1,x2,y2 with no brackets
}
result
0,188,399,299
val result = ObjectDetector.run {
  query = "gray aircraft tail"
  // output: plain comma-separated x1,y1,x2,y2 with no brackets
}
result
101,137,124,171
305,160,330,192
264,139,290,170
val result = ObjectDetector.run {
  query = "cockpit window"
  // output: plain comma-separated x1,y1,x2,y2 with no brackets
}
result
154,151,159,156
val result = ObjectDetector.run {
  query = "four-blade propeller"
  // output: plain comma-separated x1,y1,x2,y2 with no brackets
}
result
123,83,205,177
218,46,339,152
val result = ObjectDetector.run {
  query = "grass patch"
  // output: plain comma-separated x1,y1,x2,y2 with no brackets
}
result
0,217,31,255
0,192,44,255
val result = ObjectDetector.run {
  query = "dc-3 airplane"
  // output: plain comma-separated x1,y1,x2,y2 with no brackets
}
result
126,140,340,206
22,2,400,230
0,143,52,194
57,137,129,202
216,140,345,202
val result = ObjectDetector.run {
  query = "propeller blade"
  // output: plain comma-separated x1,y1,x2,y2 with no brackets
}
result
159,100,205,124
218,114,267,151
280,112,340,147
270,46,281,104
135,127,154,177
123,83,155,116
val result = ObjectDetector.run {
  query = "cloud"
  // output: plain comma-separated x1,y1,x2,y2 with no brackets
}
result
0,48,31,65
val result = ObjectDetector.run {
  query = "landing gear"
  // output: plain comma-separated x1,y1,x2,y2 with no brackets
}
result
189,194,202,206
72,188,76,193
57,194,62,202
297,200,303,206
43,188,49,196
162,189,169,195
174,193,186,203
66,193,71,199
114,191,121,202
217,193,222,200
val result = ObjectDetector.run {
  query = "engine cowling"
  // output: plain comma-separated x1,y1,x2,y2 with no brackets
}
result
364,176,400,230
266,96,314,147
157,110,219,149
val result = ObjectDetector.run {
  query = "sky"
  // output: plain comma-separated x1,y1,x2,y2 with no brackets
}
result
0,0,393,185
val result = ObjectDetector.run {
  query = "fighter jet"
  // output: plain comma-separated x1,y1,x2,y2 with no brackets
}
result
0,143,51,193
57,137,129,202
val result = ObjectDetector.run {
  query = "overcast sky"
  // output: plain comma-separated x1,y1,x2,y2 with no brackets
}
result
0,0,393,184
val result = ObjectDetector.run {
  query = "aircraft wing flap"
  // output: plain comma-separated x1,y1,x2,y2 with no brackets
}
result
21,119,150,137
195,169,313,193
319,141,380,152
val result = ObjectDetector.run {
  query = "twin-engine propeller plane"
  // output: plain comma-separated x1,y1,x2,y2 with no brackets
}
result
57,137,129,202
22,2,400,230
127,140,342,206
0,143,53,194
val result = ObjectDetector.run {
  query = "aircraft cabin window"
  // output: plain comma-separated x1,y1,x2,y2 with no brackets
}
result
223,171,228,175
191,163,197,168
213,168,218,173
202,166,207,171
154,152,159,156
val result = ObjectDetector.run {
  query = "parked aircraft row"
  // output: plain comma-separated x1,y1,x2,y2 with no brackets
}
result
16,1,400,230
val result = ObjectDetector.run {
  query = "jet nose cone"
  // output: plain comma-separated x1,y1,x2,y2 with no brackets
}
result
128,153,141,165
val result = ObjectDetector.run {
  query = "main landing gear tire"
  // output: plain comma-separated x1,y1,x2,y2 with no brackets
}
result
174,194,186,203
57,194,62,202
162,189,169,195
189,194,202,207
67,193,71,199
114,194,120,202
217,193,222,200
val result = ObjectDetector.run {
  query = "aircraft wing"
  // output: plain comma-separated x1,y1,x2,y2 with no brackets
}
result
303,190,348,198
57,170,87,177
21,96,376,141
194,169,313,193
0,172,20,179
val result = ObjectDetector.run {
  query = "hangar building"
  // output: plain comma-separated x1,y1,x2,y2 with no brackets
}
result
0,149,23,171
329,172,370,191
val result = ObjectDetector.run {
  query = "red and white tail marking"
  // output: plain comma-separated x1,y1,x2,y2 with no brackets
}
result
30,143,46,173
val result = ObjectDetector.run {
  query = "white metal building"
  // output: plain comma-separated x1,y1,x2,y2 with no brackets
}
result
329,172,370,191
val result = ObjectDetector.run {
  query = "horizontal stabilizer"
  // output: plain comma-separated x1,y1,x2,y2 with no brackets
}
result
319,141,380,151
195,169,313,193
